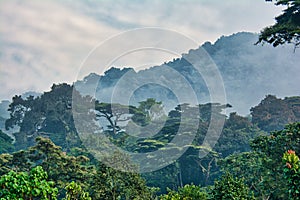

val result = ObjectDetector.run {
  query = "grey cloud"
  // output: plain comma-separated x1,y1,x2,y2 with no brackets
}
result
0,0,284,100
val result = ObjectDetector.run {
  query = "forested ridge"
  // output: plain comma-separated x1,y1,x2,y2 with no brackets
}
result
1,0,300,198
0,82,300,199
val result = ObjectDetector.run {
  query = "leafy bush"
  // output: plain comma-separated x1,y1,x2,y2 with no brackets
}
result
159,184,207,200
210,172,255,200
0,166,58,199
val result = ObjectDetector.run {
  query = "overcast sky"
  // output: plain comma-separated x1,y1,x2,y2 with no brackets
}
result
0,0,283,100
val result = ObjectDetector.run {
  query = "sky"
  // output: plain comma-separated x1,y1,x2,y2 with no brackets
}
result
0,0,283,100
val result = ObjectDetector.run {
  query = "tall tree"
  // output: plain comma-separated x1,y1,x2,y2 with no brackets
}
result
95,102,139,135
5,83,85,150
257,0,300,49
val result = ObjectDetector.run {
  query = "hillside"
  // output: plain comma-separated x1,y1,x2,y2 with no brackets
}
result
1,32,300,199
75,32,300,115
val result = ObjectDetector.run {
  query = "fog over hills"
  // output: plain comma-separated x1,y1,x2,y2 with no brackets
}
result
202,32,300,114
74,32,300,115
1,32,299,122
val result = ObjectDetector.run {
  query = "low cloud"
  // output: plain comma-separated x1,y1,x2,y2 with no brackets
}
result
0,0,283,100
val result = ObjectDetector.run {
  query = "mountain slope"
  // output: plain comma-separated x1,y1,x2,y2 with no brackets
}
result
75,32,300,115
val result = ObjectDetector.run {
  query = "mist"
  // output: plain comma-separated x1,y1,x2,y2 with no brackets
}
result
74,32,300,116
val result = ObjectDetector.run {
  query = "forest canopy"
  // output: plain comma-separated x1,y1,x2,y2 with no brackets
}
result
1,83,300,199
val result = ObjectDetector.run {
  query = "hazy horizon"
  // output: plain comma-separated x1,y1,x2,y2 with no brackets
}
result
0,0,284,100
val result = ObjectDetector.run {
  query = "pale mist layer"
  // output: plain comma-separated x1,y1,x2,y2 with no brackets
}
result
74,32,300,116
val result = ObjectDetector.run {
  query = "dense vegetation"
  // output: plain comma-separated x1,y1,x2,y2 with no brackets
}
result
0,82,300,199
1,0,299,199
1,2,299,198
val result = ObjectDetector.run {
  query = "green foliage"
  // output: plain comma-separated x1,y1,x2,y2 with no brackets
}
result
5,83,84,150
221,122,300,199
142,163,180,195
132,103,259,190
0,130,14,154
91,163,154,200
4,82,273,197
0,137,94,197
258,0,300,48
0,154,13,175
216,112,263,157
5,81,300,199
210,172,255,200
0,166,58,199
251,122,300,158
159,184,207,200
63,181,91,200
0,137,153,199
283,150,300,199
220,152,273,199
